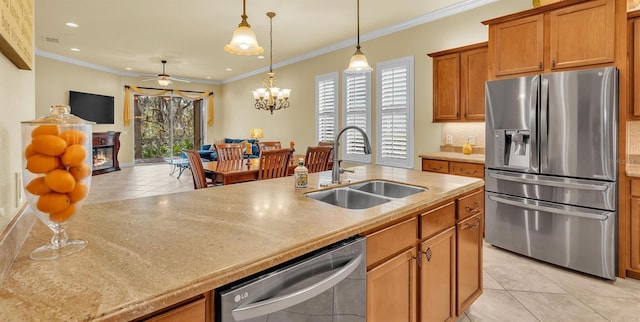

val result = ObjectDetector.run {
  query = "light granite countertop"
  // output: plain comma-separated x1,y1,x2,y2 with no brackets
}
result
419,151,486,164
627,164,640,178
0,165,483,321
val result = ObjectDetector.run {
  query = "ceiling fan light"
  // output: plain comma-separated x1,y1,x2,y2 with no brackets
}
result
157,78,171,87
225,26,264,55
345,50,373,74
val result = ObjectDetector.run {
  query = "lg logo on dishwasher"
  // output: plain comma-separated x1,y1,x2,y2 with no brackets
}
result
234,292,249,303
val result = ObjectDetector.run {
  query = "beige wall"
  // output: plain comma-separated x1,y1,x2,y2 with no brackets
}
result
35,56,221,165
219,0,530,168
0,54,35,230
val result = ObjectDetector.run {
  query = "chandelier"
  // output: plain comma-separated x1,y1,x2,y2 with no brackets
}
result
252,12,291,114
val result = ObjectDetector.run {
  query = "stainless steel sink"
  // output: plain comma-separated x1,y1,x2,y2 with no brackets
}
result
349,180,426,198
305,188,392,209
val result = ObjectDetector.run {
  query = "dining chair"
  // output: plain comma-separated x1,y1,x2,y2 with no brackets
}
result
257,141,282,154
182,149,216,189
318,141,335,170
304,146,333,173
257,148,293,180
215,143,244,162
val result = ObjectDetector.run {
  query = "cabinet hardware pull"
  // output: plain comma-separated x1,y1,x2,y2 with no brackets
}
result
462,217,481,230
539,62,543,69
465,201,480,214
412,253,422,269
552,60,556,68
422,247,433,262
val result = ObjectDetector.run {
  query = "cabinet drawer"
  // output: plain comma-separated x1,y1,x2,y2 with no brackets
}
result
420,202,455,240
367,217,418,267
146,297,206,322
450,161,484,178
457,190,484,221
422,159,449,173
631,179,640,198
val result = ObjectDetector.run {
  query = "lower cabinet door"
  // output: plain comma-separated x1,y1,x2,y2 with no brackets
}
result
367,248,417,322
420,227,456,322
456,213,483,315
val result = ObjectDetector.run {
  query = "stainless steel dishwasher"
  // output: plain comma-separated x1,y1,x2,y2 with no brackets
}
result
216,236,366,322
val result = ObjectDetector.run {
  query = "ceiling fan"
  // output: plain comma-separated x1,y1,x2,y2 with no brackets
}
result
141,60,190,86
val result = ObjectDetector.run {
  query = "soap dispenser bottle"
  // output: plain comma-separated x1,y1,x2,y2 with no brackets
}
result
463,138,473,155
294,158,308,189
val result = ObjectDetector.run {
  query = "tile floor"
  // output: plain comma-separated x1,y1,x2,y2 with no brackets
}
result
87,164,640,322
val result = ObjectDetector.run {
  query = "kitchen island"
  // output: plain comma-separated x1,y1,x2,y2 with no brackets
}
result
0,165,484,321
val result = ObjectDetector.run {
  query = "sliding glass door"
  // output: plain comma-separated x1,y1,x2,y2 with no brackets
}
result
133,95,203,163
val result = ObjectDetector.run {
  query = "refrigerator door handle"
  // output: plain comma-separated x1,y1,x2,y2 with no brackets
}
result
488,172,608,191
530,75,540,171
488,195,608,221
539,77,549,171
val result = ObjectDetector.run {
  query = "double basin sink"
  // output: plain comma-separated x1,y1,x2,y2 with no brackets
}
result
305,180,427,209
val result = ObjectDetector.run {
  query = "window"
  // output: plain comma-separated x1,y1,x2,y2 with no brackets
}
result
315,73,338,144
376,56,414,168
342,71,372,163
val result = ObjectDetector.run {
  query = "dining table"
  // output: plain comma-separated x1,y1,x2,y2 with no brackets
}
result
203,154,305,185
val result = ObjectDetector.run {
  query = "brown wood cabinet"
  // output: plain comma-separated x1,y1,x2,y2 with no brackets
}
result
137,294,210,322
630,179,640,273
366,189,484,321
485,0,615,78
629,14,640,119
428,43,487,122
421,158,484,179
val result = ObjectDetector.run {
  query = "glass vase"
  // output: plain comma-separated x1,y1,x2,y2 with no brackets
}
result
21,105,94,260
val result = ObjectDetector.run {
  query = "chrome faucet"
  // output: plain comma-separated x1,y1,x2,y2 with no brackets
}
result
332,126,372,183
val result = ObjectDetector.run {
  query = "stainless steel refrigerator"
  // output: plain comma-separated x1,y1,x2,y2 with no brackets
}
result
484,66,618,280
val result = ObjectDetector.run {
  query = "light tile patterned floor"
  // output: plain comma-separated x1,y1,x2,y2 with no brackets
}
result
87,164,640,322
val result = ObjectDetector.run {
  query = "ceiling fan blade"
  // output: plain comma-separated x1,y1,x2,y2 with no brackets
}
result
171,77,191,83
141,78,156,82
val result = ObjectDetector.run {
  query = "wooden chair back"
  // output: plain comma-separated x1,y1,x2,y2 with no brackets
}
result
258,141,282,154
183,149,214,189
318,141,335,170
215,143,244,162
258,148,293,180
304,146,333,173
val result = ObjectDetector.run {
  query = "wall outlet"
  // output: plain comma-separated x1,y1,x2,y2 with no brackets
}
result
445,135,453,145
468,136,476,145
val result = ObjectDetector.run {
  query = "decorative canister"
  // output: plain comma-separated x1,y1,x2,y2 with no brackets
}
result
21,104,94,260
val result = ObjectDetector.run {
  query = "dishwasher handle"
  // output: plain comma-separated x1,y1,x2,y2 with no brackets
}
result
231,253,363,321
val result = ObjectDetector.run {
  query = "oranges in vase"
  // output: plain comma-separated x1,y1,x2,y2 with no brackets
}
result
21,105,94,260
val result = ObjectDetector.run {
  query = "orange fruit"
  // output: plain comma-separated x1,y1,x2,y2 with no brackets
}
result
59,130,86,145
31,125,59,138
36,192,71,213
31,134,67,156
69,163,91,180
26,154,62,174
67,182,88,203
24,144,37,158
44,169,76,193
49,203,76,223
60,144,86,167
25,177,52,195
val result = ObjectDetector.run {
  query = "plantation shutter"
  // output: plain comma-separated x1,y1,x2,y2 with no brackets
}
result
376,57,414,168
342,72,371,163
316,73,338,143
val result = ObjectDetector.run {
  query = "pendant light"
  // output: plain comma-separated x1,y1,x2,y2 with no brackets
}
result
224,0,264,55
345,0,372,73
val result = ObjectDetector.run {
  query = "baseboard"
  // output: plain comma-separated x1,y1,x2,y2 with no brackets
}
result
0,203,35,283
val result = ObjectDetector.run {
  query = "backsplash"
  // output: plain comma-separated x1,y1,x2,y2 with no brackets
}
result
441,123,485,153
629,121,640,163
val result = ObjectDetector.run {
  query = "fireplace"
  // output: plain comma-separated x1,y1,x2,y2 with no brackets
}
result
92,132,121,175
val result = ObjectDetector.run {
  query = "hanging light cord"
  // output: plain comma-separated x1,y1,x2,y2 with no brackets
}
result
356,0,361,50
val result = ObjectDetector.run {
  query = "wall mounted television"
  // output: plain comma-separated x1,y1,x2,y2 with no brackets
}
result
69,91,115,124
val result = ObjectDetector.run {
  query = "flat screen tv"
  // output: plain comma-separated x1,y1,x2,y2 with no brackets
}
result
69,91,115,124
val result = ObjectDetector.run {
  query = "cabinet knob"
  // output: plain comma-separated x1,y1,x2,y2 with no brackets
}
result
539,62,543,69
423,247,433,262
551,60,556,68
412,253,422,268
462,217,481,230
465,201,480,214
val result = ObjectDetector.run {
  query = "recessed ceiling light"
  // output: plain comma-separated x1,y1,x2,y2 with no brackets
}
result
225,68,232,71
70,48,80,52
125,67,132,71
257,55,265,59
65,22,79,28
206,76,212,79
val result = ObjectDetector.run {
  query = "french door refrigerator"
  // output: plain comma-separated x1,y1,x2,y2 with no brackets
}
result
484,66,618,280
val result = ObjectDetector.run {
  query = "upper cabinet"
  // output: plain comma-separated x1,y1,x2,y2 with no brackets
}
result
629,11,640,119
485,0,615,79
428,42,487,122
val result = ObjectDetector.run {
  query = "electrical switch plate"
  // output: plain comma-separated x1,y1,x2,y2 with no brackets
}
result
445,135,453,145
468,136,476,145
15,171,23,207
